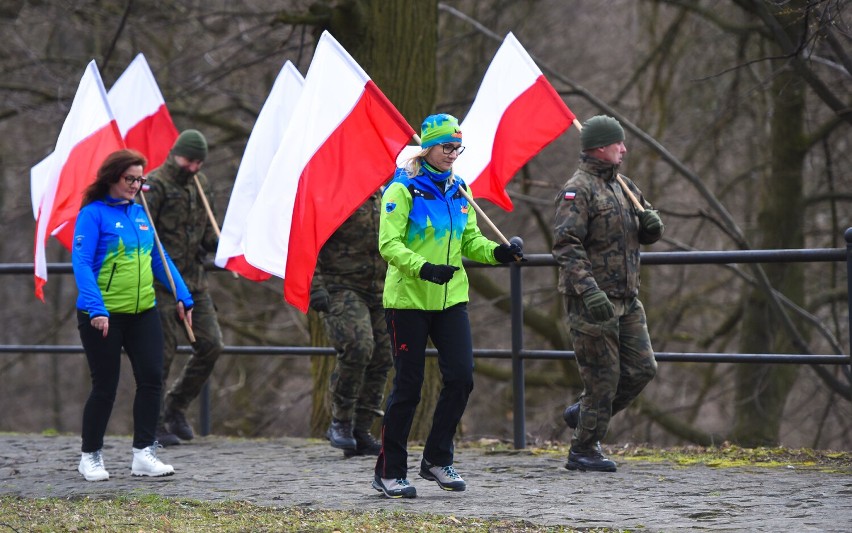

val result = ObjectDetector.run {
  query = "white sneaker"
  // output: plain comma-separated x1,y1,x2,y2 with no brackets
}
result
78,450,109,481
131,443,175,477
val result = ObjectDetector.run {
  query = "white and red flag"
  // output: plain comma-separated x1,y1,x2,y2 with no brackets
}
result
455,32,575,211
107,52,178,171
34,60,124,300
243,31,415,312
215,61,305,281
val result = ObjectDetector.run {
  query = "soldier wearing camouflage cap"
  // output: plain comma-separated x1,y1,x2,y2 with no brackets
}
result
552,115,664,472
142,129,224,446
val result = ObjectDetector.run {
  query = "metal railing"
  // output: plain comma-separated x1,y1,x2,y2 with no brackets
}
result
2,228,851,448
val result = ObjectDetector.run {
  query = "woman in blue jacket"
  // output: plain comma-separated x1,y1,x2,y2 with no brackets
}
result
72,149,193,481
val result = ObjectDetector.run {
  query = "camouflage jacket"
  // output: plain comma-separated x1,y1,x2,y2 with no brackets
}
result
552,154,662,298
142,155,218,293
312,193,386,298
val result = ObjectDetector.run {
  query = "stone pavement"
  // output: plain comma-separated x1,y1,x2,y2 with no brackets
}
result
2,433,851,532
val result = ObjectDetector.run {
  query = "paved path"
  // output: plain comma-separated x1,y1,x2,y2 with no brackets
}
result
2,434,851,532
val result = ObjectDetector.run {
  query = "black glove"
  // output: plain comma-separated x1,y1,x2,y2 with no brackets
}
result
419,262,460,285
582,288,614,322
494,236,524,264
638,209,663,235
309,287,330,313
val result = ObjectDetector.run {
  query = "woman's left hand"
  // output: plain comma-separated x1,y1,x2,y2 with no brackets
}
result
177,301,193,328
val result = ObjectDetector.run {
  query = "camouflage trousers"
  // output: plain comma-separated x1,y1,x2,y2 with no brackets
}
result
321,288,392,431
564,295,657,450
155,286,224,415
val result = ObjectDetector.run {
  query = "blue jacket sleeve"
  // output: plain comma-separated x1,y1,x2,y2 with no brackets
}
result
71,207,109,318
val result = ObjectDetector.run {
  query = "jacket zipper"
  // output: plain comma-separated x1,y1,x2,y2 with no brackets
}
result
443,183,454,310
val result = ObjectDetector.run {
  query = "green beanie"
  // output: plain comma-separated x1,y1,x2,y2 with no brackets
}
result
172,129,208,161
420,113,462,148
580,115,624,150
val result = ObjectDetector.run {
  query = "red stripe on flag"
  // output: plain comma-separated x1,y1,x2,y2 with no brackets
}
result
283,81,414,312
470,76,575,211
122,104,178,172
225,255,272,282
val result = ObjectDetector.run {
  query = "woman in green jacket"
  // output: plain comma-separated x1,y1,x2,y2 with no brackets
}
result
372,114,523,498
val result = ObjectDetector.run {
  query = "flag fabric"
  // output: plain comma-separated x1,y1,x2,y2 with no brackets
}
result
30,54,176,221
215,61,305,281
107,53,178,172
455,32,575,211
244,31,415,312
34,60,124,300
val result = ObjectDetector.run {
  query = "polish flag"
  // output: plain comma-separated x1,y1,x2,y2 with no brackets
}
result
34,60,124,300
215,61,305,281
30,54,176,220
107,52,178,172
456,32,575,211
244,31,415,312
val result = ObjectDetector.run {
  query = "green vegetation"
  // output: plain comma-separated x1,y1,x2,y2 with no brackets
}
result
0,494,621,532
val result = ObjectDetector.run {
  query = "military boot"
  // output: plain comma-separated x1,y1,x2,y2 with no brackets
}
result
155,422,181,447
326,418,356,450
344,429,381,457
562,402,580,429
565,442,617,472
165,408,195,441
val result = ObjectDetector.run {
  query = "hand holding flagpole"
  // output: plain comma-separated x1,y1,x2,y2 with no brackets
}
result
139,190,196,343
571,119,644,213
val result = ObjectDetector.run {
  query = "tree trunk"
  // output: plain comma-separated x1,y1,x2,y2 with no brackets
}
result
732,1,808,447
309,0,441,441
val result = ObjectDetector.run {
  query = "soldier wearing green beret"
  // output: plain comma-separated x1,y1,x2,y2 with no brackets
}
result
552,115,664,472
143,129,224,446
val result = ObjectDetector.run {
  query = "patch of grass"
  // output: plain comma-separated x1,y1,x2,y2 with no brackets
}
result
0,495,623,532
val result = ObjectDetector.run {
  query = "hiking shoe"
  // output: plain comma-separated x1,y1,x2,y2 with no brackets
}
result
371,474,417,498
165,408,194,441
131,443,175,477
344,429,382,457
155,423,181,447
565,443,617,473
326,419,356,450
562,402,580,429
419,460,466,491
78,450,109,481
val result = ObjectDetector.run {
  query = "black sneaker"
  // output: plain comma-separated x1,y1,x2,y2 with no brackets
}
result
419,459,466,491
565,443,617,472
326,419,356,450
343,429,381,458
372,474,417,498
165,408,194,441
155,423,181,447
562,402,580,429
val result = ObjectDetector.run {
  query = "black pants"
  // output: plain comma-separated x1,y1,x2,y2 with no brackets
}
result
375,303,474,480
77,308,164,452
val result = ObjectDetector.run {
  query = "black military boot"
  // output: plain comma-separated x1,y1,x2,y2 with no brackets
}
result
155,422,180,447
565,443,617,472
562,402,580,429
344,429,382,458
165,408,195,441
326,419,356,450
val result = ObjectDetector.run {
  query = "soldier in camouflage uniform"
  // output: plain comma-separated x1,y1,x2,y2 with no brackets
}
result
310,192,392,458
142,129,224,446
552,115,664,472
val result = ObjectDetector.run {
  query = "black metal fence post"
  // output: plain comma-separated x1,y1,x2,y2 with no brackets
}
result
510,261,525,449
846,227,852,381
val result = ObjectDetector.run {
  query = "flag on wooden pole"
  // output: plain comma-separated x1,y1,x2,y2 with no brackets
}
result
215,61,305,281
243,31,415,312
34,61,124,300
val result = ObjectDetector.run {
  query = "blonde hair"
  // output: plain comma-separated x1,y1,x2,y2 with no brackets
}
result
402,147,431,178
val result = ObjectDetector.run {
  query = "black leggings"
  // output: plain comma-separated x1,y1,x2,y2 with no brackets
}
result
376,303,474,480
77,308,164,452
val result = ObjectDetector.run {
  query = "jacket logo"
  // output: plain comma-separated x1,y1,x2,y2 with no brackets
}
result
385,202,397,213
461,205,469,214
139,224,149,231
398,343,409,352
114,222,124,229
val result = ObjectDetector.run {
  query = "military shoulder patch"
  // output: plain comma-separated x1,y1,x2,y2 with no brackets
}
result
563,191,576,201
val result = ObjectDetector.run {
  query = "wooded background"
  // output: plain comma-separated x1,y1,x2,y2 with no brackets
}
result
1,0,849,450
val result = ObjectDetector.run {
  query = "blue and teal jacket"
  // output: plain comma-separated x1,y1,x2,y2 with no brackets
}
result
379,165,500,310
72,196,193,318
